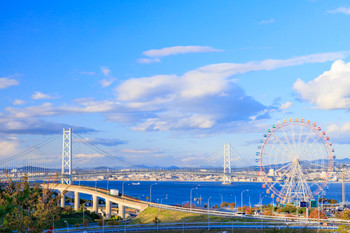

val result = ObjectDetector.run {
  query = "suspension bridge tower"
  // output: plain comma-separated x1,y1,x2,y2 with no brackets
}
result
61,128,72,184
222,143,232,185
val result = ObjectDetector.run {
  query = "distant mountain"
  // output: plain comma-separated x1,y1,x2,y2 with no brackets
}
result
335,158,350,165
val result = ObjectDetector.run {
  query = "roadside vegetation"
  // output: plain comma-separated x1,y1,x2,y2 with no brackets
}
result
0,175,103,232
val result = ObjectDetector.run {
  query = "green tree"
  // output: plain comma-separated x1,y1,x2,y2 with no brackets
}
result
0,175,62,233
328,199,338,204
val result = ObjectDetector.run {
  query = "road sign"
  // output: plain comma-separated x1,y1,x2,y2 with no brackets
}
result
300,201,308,207
310,200,317,208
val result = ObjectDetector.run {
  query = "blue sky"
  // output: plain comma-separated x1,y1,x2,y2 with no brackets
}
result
2,1,350,168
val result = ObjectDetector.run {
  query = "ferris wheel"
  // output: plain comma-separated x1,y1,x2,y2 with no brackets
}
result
256,118,335,203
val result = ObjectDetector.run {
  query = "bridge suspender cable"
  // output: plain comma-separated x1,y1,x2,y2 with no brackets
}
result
73,132,134,167
0,135,60,164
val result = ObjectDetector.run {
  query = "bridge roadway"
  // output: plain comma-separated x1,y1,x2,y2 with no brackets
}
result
38,183,149,219
36,183,350,226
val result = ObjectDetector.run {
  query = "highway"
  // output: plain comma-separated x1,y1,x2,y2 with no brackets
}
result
54,221,337,232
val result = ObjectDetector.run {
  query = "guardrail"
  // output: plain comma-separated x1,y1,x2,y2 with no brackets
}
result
55,221,337,233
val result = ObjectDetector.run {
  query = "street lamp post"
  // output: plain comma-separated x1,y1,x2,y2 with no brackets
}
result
122,181,128,198
82,205,85,227
107,180,109,194
64,220,69,232
260,195,267,228
259,192,264,206
234,195,237,211
150,183,157,202
219,194,223,205
207,196,212,230
161,194,168,204
190,187,198,212
157,198,160,231
241,189,249,212
95,180,97,190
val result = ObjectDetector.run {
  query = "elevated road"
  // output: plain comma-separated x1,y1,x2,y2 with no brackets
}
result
38,183,149,218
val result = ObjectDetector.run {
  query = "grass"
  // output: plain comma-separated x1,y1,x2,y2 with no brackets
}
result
132,207,266,224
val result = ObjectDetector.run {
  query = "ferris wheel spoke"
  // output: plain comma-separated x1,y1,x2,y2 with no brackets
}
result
297,124,305,154
265,146,290,160
299,130,314,158
303,144,326,161
301,134,322,159
302,160,328,170
269,163,294,188
269,133,294,160
281,125,294,154
290,123,298,153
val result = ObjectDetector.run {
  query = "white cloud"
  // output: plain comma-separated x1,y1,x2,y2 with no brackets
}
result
13,99,26,105
0,137,20,157
32,91,55,100
99,78,116,87
0,77,19,89
259,19,275,24
137,58,161,64
327,7,350,15
327,122,350,144
75,137,127,146
143,45,222,58
2,51,349,134
80,71,96,75
120,148,159,154
280,102,292,112
294,60,350,110
101,66,111,76
75,153,105,159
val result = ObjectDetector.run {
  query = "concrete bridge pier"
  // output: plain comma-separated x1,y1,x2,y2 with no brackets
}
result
74,191,80,211
92,195,98,213
118,204,125,219
60,191,65,208
106,200,111,219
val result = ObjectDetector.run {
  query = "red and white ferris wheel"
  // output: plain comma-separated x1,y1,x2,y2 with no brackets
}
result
256,118,335,203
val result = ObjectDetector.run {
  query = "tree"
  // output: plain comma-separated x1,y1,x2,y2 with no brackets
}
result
228,202,236,209
220,201,229,208
328,199,338,204
153,217,160,224
0,175,62,233
318,198,328,204
308,209,327,219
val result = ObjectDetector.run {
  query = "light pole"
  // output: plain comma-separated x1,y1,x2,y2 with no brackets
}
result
219,194,223,206
107,180,110,194
82,205,85,227
64,220,69,232
161,194,168,204
234,195,237,211
260,195,267,228
157,198,159,231
248,195,251,209
207,196,212,230
241,189,249,212
182,219,188,233
102,212,105,233
150,183,157,202
259,192,264,206
122,181,128,198
95,180,97,190
190,187,198,212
